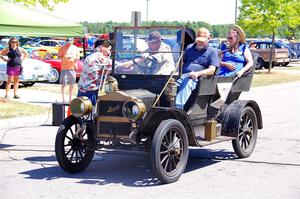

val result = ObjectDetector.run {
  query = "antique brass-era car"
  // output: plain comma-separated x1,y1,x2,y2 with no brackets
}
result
55,26,263,184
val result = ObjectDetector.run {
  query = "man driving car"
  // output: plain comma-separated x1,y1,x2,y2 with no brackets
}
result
118,31,175,75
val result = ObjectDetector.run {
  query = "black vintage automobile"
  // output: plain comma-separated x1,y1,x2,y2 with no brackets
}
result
55,26,263,184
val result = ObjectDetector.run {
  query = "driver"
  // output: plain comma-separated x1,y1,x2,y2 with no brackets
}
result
119,31,175,75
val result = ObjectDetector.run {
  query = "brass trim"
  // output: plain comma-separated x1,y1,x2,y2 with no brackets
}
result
97,116,130,123
96,134,129,139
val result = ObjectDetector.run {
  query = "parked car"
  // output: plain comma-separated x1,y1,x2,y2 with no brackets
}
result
55,26,263,184
250,41,297,65
249,41,290,68
0,38,9,50
23,39,67,54
0,57,51,88
30,49,83,83
289,42,300,59
209,39,220,48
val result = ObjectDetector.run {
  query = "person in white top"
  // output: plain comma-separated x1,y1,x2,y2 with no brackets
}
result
119,31,175,75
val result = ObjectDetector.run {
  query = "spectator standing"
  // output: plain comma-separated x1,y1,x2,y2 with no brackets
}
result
58,38,80,103
0,37,28,99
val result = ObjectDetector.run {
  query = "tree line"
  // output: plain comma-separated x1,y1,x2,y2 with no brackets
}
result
80,20,300,40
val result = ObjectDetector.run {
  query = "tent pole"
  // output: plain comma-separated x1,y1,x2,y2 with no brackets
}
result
82,37,86,59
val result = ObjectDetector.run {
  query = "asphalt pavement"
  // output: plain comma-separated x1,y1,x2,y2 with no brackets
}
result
0,81,300,199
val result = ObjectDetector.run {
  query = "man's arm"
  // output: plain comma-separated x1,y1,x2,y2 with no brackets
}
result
189,48,219,79
189,65,216,79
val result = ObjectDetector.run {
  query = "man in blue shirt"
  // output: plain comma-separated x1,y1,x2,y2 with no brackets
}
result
175,27,219,110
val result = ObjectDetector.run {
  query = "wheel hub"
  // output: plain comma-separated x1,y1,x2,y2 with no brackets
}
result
71,138,84,150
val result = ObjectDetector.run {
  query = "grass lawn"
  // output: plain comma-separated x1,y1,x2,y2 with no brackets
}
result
252,68,300,87
0,100,49,120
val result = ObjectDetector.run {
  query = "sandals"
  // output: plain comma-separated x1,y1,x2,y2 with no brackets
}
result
4,95,9,99
13,95,20,99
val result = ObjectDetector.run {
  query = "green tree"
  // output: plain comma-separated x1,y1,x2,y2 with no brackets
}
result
238,0,300,72
14,0,69,10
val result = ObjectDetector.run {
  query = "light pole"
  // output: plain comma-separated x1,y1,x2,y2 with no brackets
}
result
146,0,150,22
235,0,238,23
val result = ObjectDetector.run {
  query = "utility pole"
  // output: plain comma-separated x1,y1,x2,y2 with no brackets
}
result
146,0,150,22
235,0,238,23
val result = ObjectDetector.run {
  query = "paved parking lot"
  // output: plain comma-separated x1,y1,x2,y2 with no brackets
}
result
0,80,300,198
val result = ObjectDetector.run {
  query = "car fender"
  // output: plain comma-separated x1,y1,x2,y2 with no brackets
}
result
218,100,263,137
137,107,198,146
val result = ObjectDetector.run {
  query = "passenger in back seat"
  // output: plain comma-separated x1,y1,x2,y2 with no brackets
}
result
218,25,253,77
175,27,219,110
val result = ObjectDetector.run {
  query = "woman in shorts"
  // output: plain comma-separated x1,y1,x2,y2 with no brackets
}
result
0,37,28,99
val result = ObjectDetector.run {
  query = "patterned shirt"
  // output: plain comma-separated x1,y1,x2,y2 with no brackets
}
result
78,51,112,92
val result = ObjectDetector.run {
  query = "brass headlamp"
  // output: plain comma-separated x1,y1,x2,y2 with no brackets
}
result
70,96,93,118
122,100,146,121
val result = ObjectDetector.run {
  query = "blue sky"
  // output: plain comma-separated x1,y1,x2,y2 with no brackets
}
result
50,0,239,25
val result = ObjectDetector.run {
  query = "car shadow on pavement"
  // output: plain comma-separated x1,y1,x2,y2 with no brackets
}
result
19,148,237,186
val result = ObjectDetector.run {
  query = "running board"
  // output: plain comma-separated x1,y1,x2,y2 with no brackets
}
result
193,122,235,147
196,136,235,147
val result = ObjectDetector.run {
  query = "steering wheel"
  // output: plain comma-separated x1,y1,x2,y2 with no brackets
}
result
132,55,158,74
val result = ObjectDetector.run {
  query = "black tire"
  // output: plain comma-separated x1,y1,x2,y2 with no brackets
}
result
22,82,35,87
232,107,258,158
263,62,274,69
0,80,6,89
55,116,95,173
151,119,189,184
49,68,60,83
282,62,289,66
255,58,265,69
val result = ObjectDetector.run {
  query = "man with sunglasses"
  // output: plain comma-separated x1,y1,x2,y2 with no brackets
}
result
175,27,219,110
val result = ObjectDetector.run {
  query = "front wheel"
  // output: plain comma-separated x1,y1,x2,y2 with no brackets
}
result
151,119,189,184
232,107,258,158
49,68,60,83
55,116,95,173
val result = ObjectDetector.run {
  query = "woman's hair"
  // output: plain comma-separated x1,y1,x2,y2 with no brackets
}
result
228,30,241,43
8,37,19,47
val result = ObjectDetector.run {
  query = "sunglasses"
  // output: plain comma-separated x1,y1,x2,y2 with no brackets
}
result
10,41,18,44
227,37,234,40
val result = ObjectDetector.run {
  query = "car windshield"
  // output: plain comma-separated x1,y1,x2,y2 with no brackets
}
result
113,27,184,76
58,41,66,46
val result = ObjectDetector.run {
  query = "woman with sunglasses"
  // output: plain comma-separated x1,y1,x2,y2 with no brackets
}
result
218,25,253,77
0,37,28,99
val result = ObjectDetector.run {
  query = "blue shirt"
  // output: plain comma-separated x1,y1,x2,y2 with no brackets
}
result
218,43,247,77
182,43,219,74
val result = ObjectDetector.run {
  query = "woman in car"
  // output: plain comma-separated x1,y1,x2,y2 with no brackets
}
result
218,25,253,77
0,37,28,99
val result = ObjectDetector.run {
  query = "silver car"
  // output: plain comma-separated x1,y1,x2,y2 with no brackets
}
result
0,57,51,88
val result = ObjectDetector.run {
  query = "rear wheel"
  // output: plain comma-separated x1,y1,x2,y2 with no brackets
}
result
55,116,95,173
232,107,258,158
282,62,290,66
0,80,6,89
151,119,189,184
49,68,60,83
263,62,274,69
255,58,265,69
